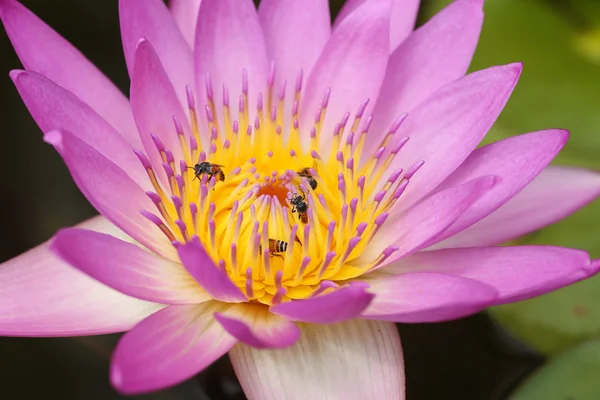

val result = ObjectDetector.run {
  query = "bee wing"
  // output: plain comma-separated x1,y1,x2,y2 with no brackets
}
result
212,164,226,167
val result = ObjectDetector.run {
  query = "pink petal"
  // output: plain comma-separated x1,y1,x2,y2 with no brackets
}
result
194,0,269,129
230,319,405,400
176,238,247,303
382,63,522,211
120,0,194,111
431,129,568,242
0,216,163,337
44,129,176,262
130,39,190,186
51,228,210,305
214,303,300,349
438,166,600,248
269,282,374,324
111,301,236,395
361,272,497,322
301,0,392,151
334,0,420,54
10,70,148,187
383,246,594,305
368,0,483,153
373,175,498,267
169,0,202,48
0,0,139,147
258,0,330,119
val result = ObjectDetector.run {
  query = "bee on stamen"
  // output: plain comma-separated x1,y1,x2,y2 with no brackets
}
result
297,167,317,190
290,190,309,224
259,239,288,259
187,161,225,183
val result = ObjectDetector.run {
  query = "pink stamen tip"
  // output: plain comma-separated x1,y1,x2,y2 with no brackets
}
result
347,236,361,251
341,204,348,218
275,270,284,288
323,251,336,267
358,175,366,189
150,133,165,151
163,148,175,164
249,157,257,164
209,220,216,240
268,61,276,87
327,221,336,236
374,147,386,159
239,95,245,113
391,137,410,154
292,101,299,116
272,287,286,305
374,191,386,203
310,127,317,138
304,224,311,238
175,219,188,238
356,222,368,236
133,149,152,169
209,202,216,219
173,115,184,136
205,73,214,100
223,84,230,107
233,120,239,133
311,150,321,160
242,69,249,94
295,69,303,93
314,109,322,123
162,162,175,178
140,210,163,226
383,245,399,257
186,85,195,109
231,166,241,175
356,99,370,117
393,180,410,198
405,160,425,179
362,116,373,133
246,125,253,136
299,256,311,273
321,87,331,108
210,127,218,140
388,168,404,183
189,202,198,215
190,136,198,151
199,151,207,162
271,107,277,121
390,113,408,133
257,93,264,112
254,116,260,129
209,143,217,154
293,119,299,129
333,123,341,137
312,280,338,298
224,139,231,149
218,259,226,271
267,151,273,158
205,105,214,122
171,240,182,248
346,132,355,145
171,195,183,209
279,80,287,100
349,197,358,212
346,157,354,171
336,151,344,162
289,149,296,157
375,213,389,226
175,174,185,190
245,268,254,296
145,191,161,205
340,112,350,127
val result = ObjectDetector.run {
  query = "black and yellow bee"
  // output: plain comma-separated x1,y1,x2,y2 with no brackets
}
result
290,191,309,224
188,161,225,182
259,239,288,259
297,167,317,190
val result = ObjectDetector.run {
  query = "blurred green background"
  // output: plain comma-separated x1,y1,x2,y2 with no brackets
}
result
1,0,600,398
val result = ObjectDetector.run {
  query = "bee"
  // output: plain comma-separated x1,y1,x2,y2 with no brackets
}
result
297,167,317,190
259,239,288,259
290,191,309,224
188,162,225,183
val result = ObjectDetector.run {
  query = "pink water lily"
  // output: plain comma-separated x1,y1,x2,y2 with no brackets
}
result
2,0,600,398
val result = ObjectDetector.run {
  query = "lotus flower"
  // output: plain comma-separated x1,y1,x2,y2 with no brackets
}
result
2,0,600,398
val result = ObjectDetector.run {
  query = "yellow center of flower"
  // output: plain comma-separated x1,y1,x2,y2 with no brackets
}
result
137,70,415,306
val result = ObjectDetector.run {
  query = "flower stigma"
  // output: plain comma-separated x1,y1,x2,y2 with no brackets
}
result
136,67,422,306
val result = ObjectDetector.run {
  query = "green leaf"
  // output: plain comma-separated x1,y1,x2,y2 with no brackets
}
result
510,338,600,399
423,0,600,355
